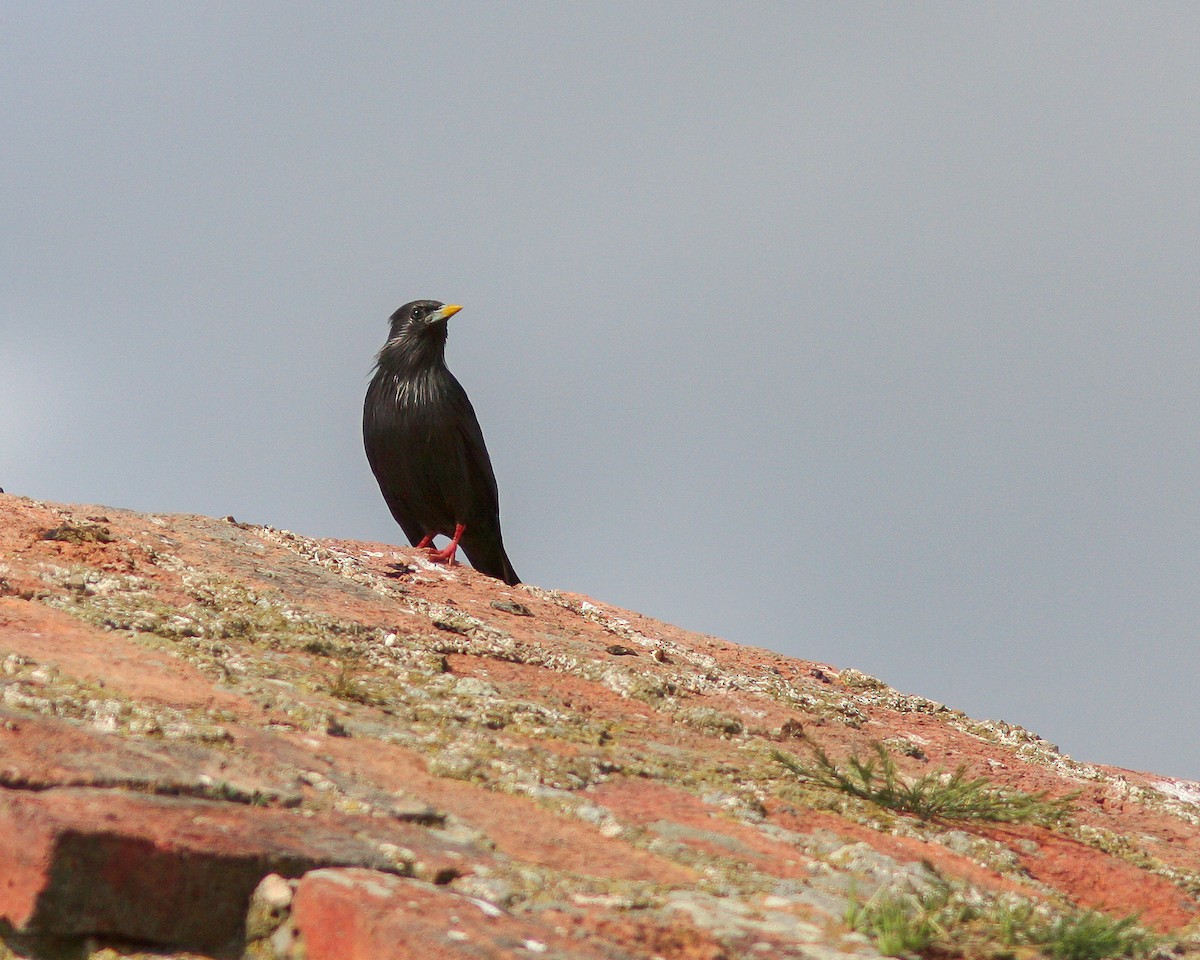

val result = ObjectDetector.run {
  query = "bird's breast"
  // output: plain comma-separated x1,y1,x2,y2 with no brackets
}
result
366,370,460,440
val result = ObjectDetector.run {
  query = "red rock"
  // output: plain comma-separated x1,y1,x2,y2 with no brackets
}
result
1,492,1199,958
590,779,812,880
292,868,623,960
310,736,698,887
1007,827,1199,932
0,600,245,712
0,788,486,955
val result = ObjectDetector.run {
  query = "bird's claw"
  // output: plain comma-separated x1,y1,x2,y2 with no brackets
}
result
425,523,465,566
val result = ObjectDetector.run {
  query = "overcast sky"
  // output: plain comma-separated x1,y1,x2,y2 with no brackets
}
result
3,3,1198,779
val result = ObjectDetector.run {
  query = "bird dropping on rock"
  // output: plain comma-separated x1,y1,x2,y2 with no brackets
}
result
363,300,520,585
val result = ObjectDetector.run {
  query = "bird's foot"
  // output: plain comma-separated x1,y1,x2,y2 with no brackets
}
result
415,534,435,549
426,523,465,566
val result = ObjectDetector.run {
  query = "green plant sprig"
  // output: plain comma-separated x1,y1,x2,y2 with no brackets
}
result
774,738,1077,826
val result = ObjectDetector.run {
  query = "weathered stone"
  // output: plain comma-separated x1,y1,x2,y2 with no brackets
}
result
291,869,620,960
0,493,1198,960
245,873,294,941
0,787,484,955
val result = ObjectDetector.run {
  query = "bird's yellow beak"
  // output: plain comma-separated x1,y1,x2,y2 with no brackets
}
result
431,304,462,323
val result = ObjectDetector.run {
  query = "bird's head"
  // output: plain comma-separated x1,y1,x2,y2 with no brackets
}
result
380,300,463,369
387,300,462,341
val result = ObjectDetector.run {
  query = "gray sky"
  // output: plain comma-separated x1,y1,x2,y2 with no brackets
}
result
4,3,1198,778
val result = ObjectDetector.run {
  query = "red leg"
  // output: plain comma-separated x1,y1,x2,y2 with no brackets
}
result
415,534,435,549
428,523,465,566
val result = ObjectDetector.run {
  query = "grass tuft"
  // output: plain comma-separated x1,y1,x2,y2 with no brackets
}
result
774,738,1076,825
325,662,384,705
1040,910,1157,960
845,885,947,955
847,885,1156,959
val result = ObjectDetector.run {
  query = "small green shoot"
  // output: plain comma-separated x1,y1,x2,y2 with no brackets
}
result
774,738,1076,825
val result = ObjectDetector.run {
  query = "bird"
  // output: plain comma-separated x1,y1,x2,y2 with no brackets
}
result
363,300,520,585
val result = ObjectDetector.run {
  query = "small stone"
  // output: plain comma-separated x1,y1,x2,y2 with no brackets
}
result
453,874,518,909
377,842,415,866
245,873,294,940
389,798,445,826
433,611,477,635
257,873,295,912
326,716,351,737
780,718,805,739
490,599,533,616
270,920,296,956
467,897,504,918
882,736,927,760
452,676,498,698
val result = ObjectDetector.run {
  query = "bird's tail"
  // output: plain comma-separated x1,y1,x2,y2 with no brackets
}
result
498,551,520,586
463,539,520,586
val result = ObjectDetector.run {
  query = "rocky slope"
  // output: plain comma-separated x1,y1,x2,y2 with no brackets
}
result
0,492,1197,959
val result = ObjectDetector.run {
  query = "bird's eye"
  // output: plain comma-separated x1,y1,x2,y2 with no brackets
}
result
412,306,425,319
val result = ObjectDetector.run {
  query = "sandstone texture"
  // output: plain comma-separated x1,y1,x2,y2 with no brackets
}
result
0,492,1197,959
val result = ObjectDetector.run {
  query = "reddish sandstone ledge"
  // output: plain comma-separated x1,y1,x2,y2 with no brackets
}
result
0,493,1197,958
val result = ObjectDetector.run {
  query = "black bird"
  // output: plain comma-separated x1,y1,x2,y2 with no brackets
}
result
363,300,520,585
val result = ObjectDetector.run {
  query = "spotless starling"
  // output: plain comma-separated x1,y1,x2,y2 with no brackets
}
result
363,300,520,585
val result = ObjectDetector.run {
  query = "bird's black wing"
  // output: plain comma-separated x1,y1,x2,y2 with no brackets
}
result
363,376,441,545
442,377,520,585
364,364,518,584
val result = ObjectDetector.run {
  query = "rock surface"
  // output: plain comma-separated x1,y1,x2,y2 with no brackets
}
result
0,492,1197,959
